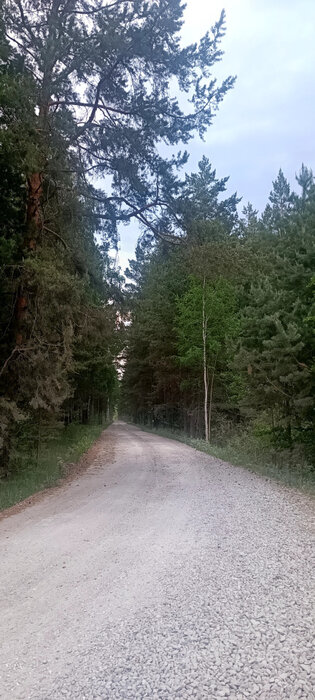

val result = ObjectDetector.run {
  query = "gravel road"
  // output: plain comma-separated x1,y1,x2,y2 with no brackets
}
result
0,421,314,700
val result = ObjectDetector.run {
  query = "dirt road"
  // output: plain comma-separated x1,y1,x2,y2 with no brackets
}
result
0,422,314,699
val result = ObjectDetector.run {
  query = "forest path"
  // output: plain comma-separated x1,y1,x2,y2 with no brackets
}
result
0,422,314,699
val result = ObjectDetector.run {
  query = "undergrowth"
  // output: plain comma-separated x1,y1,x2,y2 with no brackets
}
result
0,421,109,512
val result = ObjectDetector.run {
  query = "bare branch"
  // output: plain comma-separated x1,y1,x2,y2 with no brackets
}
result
15,0,40,46
43,226,70,251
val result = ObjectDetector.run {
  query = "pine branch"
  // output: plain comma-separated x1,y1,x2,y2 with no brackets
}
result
63,0,131,15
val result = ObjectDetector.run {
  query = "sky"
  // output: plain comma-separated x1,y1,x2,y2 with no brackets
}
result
117,0,315,272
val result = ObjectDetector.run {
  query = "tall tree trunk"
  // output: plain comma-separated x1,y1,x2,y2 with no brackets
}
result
25,172,43,251
202,277,209,442
16,94,48,346
15,171,43,346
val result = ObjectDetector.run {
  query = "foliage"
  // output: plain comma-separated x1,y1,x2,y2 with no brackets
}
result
176,276,238,441
0,420,110,511
176,276,237,368
3,0,235,241
122,165,315,471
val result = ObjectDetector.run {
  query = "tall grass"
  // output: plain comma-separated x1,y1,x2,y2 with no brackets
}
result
0,421,109,512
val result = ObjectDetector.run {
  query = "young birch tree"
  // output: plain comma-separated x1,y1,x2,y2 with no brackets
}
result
176,276,237,441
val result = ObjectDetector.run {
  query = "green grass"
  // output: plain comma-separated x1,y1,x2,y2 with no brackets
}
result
135,423,315,495
0,421,109,512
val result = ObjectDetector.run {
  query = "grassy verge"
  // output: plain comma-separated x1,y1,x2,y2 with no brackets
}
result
135,424,315,495
0,421,109,512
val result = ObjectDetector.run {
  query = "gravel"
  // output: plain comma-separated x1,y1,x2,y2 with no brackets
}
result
0,421,314,699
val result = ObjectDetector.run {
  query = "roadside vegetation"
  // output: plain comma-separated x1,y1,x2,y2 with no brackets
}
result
135,424,315,495
0,420,110,511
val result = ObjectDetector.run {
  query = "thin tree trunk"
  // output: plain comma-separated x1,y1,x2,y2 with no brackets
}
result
202,277,209,442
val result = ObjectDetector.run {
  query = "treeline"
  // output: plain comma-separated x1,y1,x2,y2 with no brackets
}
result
121,162,315,468
0,0,232,477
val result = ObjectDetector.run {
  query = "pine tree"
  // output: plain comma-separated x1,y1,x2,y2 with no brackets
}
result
176,156,240,236
238,202,260,238
237,168,315,459
262,169,293,234
4,0,235,243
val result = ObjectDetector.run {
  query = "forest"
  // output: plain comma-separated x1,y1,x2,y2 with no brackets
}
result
0,0,314,500
121,162,315,476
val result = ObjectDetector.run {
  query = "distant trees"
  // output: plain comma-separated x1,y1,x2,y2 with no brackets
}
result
121,165,315,467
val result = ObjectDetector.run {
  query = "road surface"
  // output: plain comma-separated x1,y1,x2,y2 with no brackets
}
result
0,422,314,699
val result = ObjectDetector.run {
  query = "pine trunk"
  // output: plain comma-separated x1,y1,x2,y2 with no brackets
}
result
25,172,43,251
15,172,43,346
15,87,48,346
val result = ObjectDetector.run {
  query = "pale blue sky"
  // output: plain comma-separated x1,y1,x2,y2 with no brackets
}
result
116,0,315,272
